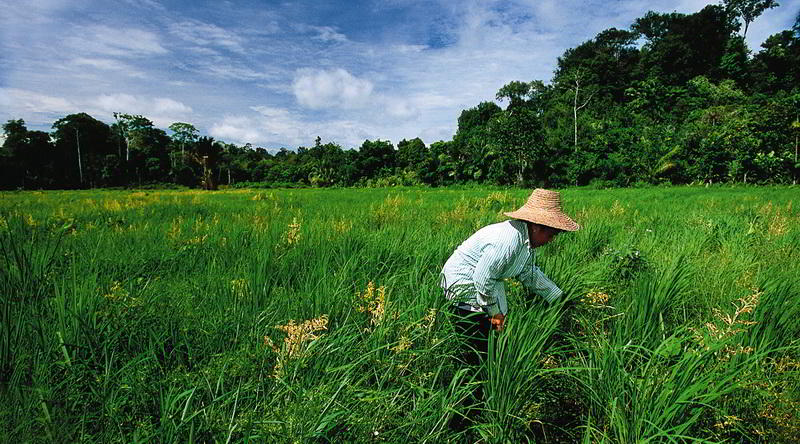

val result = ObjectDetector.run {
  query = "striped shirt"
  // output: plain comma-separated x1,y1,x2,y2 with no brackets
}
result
440,219,562,316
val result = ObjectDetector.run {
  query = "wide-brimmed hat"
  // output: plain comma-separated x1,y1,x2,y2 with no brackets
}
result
503,189,580,232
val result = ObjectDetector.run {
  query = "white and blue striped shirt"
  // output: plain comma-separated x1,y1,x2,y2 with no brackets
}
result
440,219,562,316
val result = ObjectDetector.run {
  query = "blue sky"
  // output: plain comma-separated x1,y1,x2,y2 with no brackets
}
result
1,0,796,150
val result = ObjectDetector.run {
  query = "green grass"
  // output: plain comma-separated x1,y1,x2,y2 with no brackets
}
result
1,185,799,443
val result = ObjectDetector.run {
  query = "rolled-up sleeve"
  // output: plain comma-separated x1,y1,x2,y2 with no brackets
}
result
520,264,562,303
472,244,509,315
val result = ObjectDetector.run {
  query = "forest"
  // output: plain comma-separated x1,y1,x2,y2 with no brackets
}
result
2,3,799,190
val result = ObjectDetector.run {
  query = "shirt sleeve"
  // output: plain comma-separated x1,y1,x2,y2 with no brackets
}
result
472,243,510,316
520,263,563,303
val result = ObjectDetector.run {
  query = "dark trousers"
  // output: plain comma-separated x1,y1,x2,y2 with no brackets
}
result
449,305,491,432
450,305,491,368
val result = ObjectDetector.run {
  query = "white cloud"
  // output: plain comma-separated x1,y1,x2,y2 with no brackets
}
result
419,125,455,144
0,88,75,116
311,26,349,42
250,106,304,139
70,57,148,78
294,24,349,42
152,98,193,114
395,44,429,53
66,25,167,57
0,0,75,26
384,99,419,119
204,64,275,81
122,0,166,12
90,94,193,127
210,116,265,144
72,57,128,70
251,106,292,118
210,106,378,148
169,19,248,53
211,108,301,147
92,94,139,113
292,68,374,109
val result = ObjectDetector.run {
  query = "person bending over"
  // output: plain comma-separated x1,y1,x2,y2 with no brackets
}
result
440,188,580,367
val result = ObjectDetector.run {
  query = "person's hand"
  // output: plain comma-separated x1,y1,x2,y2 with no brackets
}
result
490,313,505,332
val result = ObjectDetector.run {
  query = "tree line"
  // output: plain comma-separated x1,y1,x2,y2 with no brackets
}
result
2,2,799,190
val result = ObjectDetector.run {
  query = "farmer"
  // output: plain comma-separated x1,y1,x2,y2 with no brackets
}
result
440,188,580,367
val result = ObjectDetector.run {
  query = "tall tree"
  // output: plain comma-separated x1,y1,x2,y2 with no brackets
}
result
168,122,199,180
487,107,547,185
724,0,779,37
454,101,503,181
720,35,750,85
2,119,55,188
396,138,428,174
168,122,198,157
633,6,740,85
113,113,151,162
1,120,29,159
555,28,640,102
306,140,345,186
496,81,532,111
556,69,596,150
112,114,170,184
750,30,800,94
184,136,222,190
52,113,113,187
356,139,395,179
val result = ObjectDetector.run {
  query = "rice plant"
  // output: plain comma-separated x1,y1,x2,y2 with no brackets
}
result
0,185,797,442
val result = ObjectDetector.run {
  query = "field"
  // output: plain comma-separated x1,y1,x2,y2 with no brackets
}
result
1,186,799,443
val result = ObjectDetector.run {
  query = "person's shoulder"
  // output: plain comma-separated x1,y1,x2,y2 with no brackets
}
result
505,219,527,237
473,220,523,242
490,220,525,245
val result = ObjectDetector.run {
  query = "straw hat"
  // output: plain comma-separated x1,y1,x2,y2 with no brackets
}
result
504,189,580,232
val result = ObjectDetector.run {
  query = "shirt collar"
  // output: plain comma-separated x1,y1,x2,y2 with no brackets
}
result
511,219,532,248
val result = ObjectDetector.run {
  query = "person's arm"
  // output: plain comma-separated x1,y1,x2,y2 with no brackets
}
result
520,262,562,303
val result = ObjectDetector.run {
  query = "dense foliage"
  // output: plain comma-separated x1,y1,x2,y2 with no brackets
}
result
3,5,799,189
1,186,798,442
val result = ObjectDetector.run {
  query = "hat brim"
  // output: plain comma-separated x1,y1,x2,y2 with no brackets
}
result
504,209,581,232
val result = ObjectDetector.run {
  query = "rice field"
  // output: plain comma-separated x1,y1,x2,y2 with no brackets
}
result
1,186,798,443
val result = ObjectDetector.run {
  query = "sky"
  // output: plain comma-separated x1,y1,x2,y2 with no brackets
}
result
1,0,797,150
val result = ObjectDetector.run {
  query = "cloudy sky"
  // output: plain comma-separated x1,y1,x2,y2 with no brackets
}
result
1,0,796,150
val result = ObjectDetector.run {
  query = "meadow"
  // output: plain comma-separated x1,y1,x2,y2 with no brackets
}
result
1,185,798,443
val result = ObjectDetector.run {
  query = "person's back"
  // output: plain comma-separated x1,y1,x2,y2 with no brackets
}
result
441,219,529,316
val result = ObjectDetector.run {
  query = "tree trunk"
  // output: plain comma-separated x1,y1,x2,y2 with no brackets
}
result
203,156,209,190
573,80,579,150
75,128,83,184
202,156,217,190
571,73,593,152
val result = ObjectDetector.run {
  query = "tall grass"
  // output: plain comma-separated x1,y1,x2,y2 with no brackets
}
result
0,186,798,442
